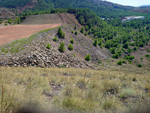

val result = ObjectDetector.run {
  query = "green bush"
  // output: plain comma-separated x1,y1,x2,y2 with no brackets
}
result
71,30,74,34
98,61,102,63
75,31,78,35
84,32,87,36
58,42,66,52
70,39,74,44
53,37,58,42
57,27,65,39
74,25,77,30
146,49,150,52
110,47,116,54
112,53,119,59
124,56,135,62
137,64,142,67
117,60,123,65
68,44,74,51
145,54,150,58
46,43,51,49
84,54,91,61
80,27,84,34
123,43,129,49
133,46,138,51
93,39,98,47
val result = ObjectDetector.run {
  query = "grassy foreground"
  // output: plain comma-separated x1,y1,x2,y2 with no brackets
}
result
0,67,150,113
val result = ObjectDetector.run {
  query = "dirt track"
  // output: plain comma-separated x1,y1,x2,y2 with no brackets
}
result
0,24,61,45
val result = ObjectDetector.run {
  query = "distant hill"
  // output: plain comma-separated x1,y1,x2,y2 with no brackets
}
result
140,5,150,7
134,6,150,13
0,7,16,19
0,0,147,18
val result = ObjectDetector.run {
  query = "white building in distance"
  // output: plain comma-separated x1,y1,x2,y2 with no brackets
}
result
122,16,145,22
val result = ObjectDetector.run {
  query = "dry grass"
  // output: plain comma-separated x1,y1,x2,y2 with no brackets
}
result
0,67,150,113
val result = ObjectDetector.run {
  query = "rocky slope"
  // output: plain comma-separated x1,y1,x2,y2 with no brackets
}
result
0,25,111,68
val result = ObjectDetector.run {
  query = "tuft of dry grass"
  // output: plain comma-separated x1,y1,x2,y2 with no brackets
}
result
0,67,150,113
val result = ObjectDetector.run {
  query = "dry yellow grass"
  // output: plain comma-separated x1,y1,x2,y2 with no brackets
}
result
0,67,150,113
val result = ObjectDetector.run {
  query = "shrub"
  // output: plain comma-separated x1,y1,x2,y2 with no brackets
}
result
57,27,65,39
58,42,65,52
70,39,74,44
124,56,135,62
145,54,150,58
110,47,116,54
46,43,51,49
80,27,84,34
68,44,74,51
137,64,142,67
133,46,138,51
84,54,91,61
117,60,123,65
74,25,77,30
140,57,143,60
107,60,110,63
75,31,78,35
53,37,58,42
98,61,102,63
123,43,129,49
93,39,98,47
128,48,132,53
84,32,87,36
71,30,74,34
146,49,150,52
112,53,119,59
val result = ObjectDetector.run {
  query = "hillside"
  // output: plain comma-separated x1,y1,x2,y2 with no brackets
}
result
0,0,148,18
0,7,15,19
0,23,111,68
0,2,150,113
0,13,82,45
1,66,150,113
134,6,150,13
0,8,150,67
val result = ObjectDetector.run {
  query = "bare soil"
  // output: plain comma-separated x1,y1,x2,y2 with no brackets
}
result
0,24,61,45
0,13,81,45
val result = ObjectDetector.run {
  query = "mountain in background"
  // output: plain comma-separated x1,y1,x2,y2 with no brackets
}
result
140,5,150,7
0,0,149,18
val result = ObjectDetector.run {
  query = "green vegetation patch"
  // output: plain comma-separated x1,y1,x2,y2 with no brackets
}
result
0,34,36,54
84,54,91,61
0,28,56,55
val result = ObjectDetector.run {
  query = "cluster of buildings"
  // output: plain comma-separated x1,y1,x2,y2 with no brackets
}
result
122,16,145,22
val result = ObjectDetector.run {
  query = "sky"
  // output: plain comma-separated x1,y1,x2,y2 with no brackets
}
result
106,0,150,7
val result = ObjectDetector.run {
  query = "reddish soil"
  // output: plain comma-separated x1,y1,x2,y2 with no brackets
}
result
18,0,37,12
0,24,61,45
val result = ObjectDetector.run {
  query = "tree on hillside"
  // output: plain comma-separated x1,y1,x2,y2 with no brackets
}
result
57,27,65,39
74,25,77,30
58,42,66,52
84,54,91,61
80,27,84,34
93,39,98,47
68,44,74,51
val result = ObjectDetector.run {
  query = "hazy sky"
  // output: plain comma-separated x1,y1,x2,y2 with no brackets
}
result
106,0,150,6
